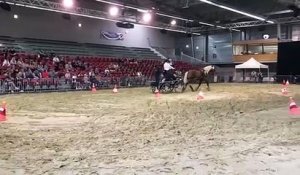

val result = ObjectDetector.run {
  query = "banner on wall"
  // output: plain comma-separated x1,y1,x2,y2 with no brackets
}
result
101,31,124,40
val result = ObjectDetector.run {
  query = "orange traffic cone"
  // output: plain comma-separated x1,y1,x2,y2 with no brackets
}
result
0,101,7,122
197,91,204,101
91,84,97,93
289,97,300,115
113,85,118,93
281,88,288,95
286,80,290,86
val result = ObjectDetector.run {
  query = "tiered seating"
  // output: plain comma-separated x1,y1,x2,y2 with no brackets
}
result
0,36,161,59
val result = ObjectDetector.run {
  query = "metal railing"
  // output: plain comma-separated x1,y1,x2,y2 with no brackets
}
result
0,76,150,94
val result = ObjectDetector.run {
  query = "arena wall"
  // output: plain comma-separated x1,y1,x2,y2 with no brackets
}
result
175,33,240,63
0,6,175,48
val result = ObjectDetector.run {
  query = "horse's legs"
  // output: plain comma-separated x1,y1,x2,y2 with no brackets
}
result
206,78,210,91
189,84,194,92
182,83,187,92
195,79,203,91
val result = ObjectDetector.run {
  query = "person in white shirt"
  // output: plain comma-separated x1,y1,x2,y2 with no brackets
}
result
53,56,60,63
163,59,175,81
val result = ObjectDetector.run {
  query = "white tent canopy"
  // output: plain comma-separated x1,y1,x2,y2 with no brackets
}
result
235,57,268,69
235,57,270,82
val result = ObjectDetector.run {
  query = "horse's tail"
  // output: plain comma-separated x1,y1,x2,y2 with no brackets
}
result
183,71,188,84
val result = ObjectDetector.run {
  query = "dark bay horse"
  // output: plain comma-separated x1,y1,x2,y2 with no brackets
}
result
182,65,215,92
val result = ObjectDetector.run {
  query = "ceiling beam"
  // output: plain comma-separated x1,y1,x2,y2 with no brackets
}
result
198,0,274,24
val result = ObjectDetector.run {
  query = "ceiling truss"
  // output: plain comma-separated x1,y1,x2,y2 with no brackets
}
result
2,0,194,34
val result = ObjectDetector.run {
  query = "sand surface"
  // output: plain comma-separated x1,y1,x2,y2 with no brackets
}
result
0,83,300,175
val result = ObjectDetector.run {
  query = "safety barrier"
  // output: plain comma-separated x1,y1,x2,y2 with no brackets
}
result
273,75,300,84
0,76,149,95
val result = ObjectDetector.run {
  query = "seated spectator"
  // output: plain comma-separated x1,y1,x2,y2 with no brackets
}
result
2,58,10,67
95,67,100,75
65,62,72,70
113,63,119,69
53,56,60,63
104,68,110,76
33,69,41,79
89,70,95,77
25,68,35,79
83,73,89,84
137,72,142,77
10,57,17,65
17,58,24,67
16,69,25,80
41,70,49,79
49,69,57,78
65,71,71,84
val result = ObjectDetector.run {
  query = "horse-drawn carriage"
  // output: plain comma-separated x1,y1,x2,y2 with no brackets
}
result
150,77,184,93
150,65,215,93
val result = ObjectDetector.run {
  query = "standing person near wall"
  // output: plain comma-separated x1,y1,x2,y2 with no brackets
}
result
154,65,162,89
258,71,263,83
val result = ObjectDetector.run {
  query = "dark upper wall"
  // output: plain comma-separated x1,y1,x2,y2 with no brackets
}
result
0,6,175,48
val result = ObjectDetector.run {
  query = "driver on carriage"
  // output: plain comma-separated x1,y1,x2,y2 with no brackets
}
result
162,58,176,82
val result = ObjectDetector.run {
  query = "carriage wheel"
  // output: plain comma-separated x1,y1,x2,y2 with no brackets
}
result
160,83,170,93
151,86,156,93
174,80,184,93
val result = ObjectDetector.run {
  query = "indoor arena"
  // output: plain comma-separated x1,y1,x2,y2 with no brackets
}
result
1,0,300,174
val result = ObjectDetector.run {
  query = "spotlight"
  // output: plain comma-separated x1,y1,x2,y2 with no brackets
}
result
143,12,152,23
186,44,190,48
78,23,82,27
13,14,18,19
109,6,119,17
170,20,176,26
63,0,74,8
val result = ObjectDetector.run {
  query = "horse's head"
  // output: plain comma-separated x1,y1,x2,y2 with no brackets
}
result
203,65,215,75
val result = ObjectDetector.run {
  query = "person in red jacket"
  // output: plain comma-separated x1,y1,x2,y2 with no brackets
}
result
41,69,49,78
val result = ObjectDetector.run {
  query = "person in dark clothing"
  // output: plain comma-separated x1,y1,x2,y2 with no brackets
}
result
258,71,263,83
154,66,162,89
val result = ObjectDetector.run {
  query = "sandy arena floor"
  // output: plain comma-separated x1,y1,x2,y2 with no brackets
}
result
1,83,300,175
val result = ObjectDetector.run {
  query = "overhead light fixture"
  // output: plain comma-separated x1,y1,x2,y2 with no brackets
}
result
170,20,177,26
63,0,73,9
199,0,271,23
13,14,18,19
78,23,82,27
143,12,152,23
186,44,190,48
196,46,199,50
266,20,274,24
109,6,119,16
